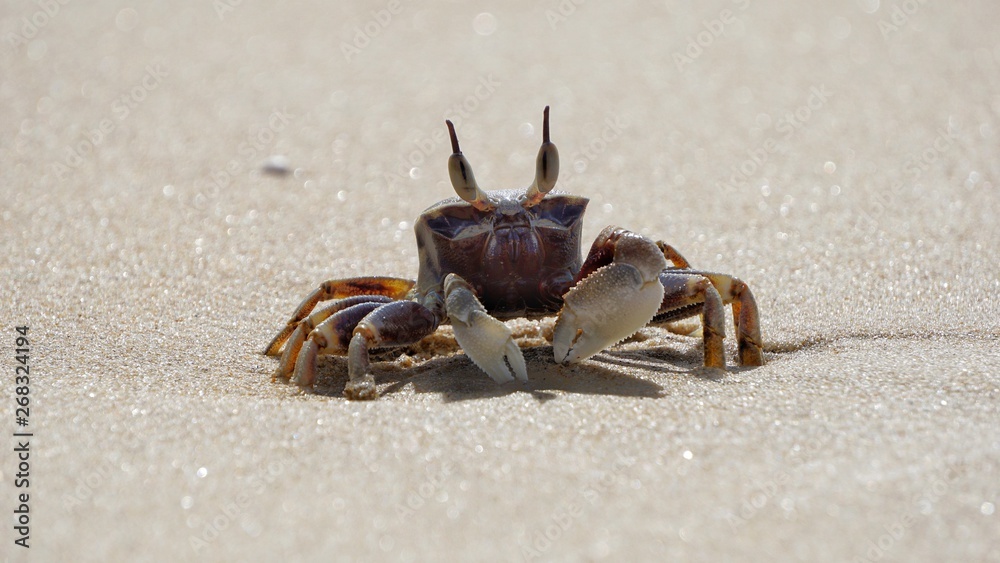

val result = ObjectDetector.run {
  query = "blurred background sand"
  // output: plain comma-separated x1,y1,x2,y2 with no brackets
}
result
1,1,998,561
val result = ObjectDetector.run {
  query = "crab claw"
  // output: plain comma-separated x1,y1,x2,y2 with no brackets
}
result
444,274,528,384
553,234,667,364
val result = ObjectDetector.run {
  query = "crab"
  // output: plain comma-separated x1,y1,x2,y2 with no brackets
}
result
264,107,764,399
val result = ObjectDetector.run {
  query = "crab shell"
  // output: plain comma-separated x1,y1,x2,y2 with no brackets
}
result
414,189,588,319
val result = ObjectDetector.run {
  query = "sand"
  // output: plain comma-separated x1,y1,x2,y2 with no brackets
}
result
2,1,999,561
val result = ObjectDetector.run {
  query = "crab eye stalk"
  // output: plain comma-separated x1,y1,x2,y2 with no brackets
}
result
522,106,560,208
446,120,495,212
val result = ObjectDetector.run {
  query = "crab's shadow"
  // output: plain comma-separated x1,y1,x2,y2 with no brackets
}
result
305,342,734,403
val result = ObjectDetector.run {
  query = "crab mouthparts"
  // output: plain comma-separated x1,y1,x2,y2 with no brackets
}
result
487,226,542,272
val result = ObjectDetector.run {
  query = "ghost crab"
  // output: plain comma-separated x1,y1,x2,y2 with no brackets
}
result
264,107,764,399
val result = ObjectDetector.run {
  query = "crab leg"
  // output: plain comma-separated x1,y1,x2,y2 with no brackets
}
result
334,300,439,400
652,273,728,368
272,296,394,382
553,226,667,364
291,300,438,399
444,274,528,384
656,241,692,269
652,270,764,366
264,276,415,356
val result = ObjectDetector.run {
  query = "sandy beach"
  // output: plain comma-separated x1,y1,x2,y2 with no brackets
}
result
2,1,998,561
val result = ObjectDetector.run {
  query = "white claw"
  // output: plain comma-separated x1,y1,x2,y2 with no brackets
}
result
504,337,528,382
554,260,665,364
445,274,528,384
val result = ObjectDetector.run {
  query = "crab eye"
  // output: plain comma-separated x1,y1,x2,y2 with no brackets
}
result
523,106,560,208
446,120,494,212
